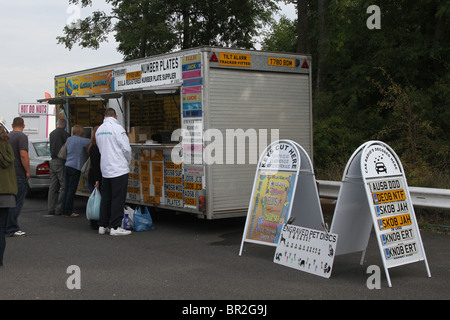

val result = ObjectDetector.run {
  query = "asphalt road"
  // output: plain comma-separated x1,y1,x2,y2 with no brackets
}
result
0,194,448,302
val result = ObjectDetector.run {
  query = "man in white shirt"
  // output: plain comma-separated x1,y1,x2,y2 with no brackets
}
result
95,108,132,236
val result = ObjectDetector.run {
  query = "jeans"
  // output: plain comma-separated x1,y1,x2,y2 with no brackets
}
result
99,174,128,229
61,166,81,216
6,175,28,235
48,159,65,215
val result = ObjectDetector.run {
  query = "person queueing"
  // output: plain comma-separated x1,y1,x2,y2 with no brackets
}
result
96,108,132,236
61,125,90,218
48,118,70,215
0,125,18,266
87,125,102,230
7,117,30,236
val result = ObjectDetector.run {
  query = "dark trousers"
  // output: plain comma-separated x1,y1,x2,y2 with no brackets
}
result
61,166,81,216
0,208,8,266
6,175,27,234
99,174,128,229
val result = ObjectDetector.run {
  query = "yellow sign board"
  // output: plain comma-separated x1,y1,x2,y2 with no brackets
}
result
166,191,183,200
126,71,142,80
184,182,202,191
184,197,197,206
378,213,412,230
65,70,113,96
372,189,406,204
165,176,183,185
218,52,251,68
268,57,295,68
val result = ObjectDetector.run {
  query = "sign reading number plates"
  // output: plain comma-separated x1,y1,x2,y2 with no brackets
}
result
274,225,338,278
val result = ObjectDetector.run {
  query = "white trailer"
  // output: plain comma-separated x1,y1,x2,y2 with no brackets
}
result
46,47,313,219
18,103,55,138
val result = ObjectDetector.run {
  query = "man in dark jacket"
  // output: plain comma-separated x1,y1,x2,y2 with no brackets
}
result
7,117,30,236
48,118,70,215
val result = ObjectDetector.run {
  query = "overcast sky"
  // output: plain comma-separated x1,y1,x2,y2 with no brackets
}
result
0,1,295,128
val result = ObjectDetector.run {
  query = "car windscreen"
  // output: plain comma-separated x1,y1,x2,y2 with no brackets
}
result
33,141,51,157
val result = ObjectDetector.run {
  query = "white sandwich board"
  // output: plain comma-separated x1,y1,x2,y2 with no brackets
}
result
239,140,325,255
330,140,431,287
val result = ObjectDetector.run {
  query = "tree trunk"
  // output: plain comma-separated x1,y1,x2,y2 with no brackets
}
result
296,0,308,53
316,0,330,92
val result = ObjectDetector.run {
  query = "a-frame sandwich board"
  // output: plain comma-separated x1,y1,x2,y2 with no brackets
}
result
239,140,325,255
330,140,431,287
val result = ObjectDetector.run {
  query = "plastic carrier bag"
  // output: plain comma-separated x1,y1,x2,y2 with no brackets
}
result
86,187,101,220
80,157,91,181
122,205,135,230
133,206,155,232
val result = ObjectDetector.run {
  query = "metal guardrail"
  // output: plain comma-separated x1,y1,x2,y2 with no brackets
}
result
317,180,450,210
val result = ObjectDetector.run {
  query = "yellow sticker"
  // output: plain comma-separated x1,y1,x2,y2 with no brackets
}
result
219,52,251,67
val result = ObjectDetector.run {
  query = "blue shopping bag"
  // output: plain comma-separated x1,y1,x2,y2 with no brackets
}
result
133,206,155,232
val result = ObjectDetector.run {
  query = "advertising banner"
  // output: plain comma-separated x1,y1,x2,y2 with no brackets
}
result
65,70,113,96
113,57,182,91
274,225,338,278
361,143,428,270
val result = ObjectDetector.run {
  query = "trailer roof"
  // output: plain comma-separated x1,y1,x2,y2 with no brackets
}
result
54,46,311,78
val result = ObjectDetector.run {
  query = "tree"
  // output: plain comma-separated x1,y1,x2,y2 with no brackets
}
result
57,0,278,60
262,0,449,186
260,15,297,52
316,0,330,92
296,0,309,53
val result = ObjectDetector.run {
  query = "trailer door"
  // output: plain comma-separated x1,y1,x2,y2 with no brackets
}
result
207,68,312,217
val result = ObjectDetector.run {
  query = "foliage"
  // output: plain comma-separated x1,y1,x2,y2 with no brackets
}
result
261,15,298,52
262,0,449,187
57,0,278,60
370,68,449,185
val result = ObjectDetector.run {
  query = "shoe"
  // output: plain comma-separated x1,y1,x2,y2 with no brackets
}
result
13,230,26,237
110,227,131,236
98,226,110,235
63,213,79,218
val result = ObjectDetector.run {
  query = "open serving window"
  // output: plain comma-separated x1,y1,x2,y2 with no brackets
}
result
125,90,180,143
